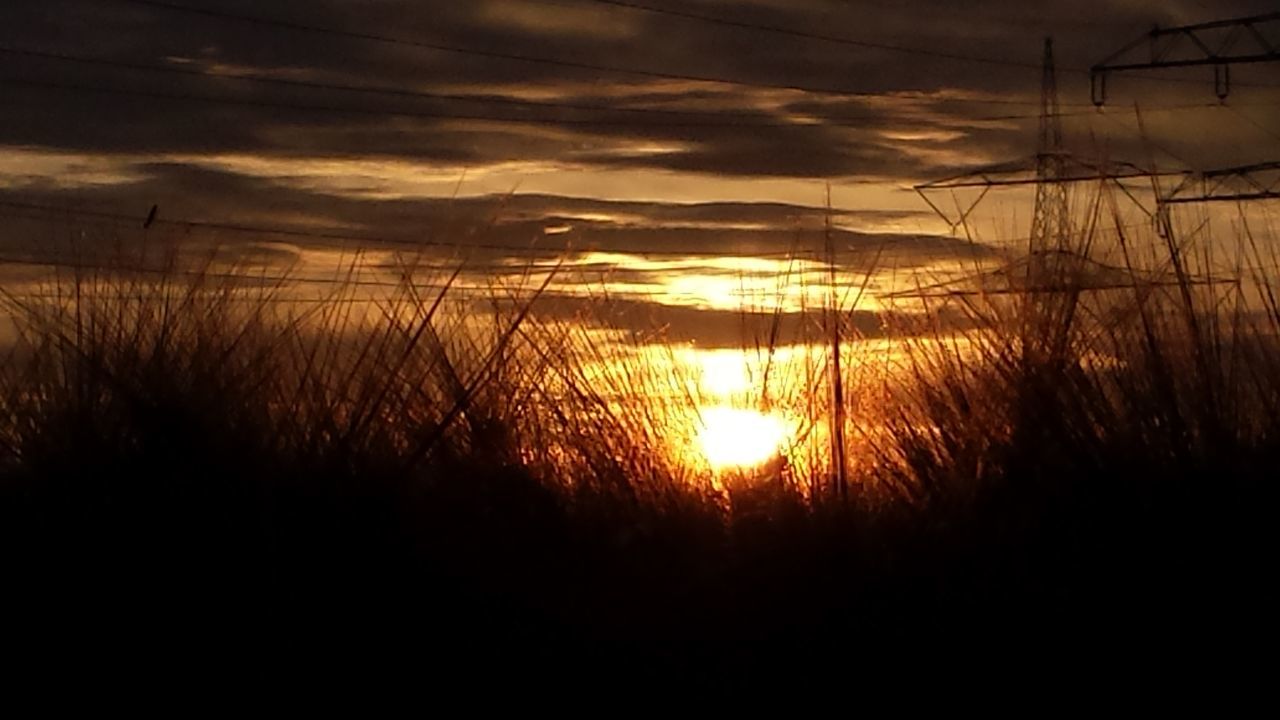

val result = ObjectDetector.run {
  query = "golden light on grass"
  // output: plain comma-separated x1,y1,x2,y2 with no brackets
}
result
696,406,791,471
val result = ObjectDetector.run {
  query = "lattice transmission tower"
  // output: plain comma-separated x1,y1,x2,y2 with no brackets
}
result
1092,12,1280,206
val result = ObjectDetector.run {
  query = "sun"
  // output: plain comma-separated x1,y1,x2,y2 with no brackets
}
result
697,350,752,397
696,406,791,471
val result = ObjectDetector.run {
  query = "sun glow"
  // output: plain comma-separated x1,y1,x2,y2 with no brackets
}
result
698,350,752,397
696,406,791,471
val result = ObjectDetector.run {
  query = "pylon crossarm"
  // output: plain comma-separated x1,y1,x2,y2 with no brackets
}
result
915,158,1179,191
888,277,1232,300
1093,12,1280,71
1163,191,1280,204
917,170,1172,190
1091,12,1280,104
1161,161,1280,204
913,158,1039,190
1201,160,1280,177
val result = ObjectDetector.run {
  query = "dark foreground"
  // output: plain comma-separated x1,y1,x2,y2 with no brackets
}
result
2,263,1277,685
3,422,1273,684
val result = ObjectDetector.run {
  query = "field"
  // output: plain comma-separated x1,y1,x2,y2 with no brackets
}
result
2,196,1276,681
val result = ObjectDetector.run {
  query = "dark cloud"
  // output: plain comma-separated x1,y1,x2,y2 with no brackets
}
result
4,0,1275,178
1,0,1277,289
529,295,888,348
518,292,989,348
0,161,973,261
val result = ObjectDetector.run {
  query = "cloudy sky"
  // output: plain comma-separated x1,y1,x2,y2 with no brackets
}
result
0,0,1277,337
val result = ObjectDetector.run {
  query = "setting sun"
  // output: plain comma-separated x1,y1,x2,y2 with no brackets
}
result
3,0,1271,679
697,350,752,397
696,406,791,471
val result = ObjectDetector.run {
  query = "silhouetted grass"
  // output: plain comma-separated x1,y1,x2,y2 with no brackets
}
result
1,211,1276,681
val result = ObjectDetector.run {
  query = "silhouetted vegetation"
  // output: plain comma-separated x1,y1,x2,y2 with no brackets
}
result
2,213,1276,681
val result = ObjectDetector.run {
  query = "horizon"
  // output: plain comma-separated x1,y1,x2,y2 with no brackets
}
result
4,2,1278,337
2,1,1278,681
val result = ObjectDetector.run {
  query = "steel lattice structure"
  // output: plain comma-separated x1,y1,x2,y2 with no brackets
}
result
902,38,1233,304
1162,161,1280,204
1088,13,1280,208
914,155,1172,230
1091,12,1280,104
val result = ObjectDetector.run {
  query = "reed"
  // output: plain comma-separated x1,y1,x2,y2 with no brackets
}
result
1,204,1275,676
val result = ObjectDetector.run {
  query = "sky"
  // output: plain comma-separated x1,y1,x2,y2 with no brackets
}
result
0,0,1277,344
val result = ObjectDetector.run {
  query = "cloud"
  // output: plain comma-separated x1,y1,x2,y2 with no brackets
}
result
20,0,1274,345
477,0,644,40
6,0,1274,183
1,0,1276,273
0,159,962,252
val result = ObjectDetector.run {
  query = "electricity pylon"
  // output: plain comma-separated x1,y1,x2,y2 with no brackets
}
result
1028,39,1072,286
1162,161,1280,204
915,38,1163,235
913,159,1168,232
902,39,1214,306
910,39,1156,285
1091,12,1280,105
915,14,1280,229
1092,12,1280,207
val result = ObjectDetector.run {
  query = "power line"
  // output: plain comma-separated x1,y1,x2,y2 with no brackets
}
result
836,0,1133,31
578,0,1280,90
0,252,470,291
0,45,1093,128
579,0,1043,69
26,43,1222,125
108,0,1093,107
1,250,788,298
0,74,800,130
0,248,734,296
0,199,826,259
106,0,898,101
1093,109,1201,171
0,256,612,300
0,45,779,122
1223,103,1280,145
0,68,1228,136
